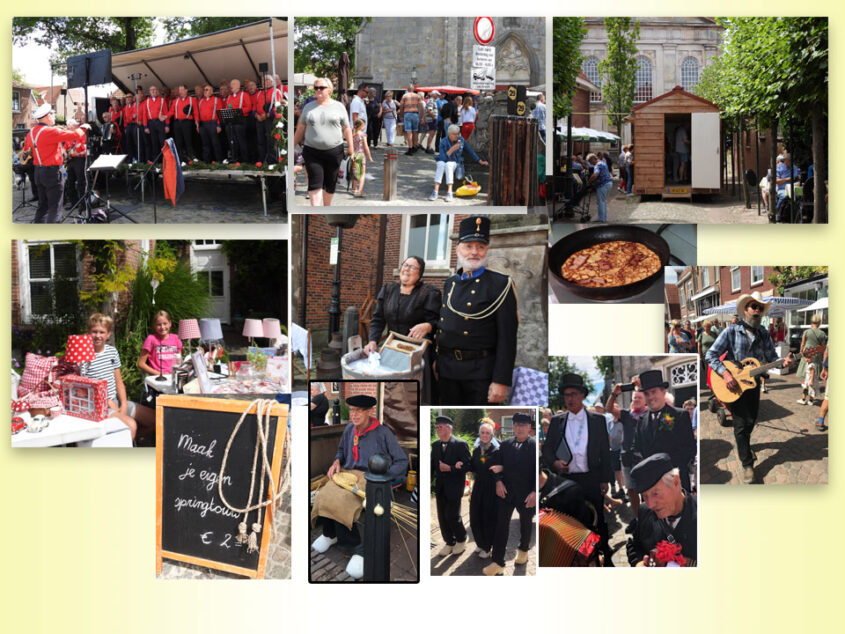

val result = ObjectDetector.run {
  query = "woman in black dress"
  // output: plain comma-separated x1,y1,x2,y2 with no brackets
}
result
366,255,441,402
469,419,500,558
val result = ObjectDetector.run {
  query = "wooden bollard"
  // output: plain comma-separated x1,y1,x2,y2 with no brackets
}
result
383,150,398,200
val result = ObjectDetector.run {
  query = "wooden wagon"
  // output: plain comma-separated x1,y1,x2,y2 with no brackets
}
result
626,86,721,199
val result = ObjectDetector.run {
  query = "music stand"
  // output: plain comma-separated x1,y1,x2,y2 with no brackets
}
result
218,108,244,162
86,153,137,223
13,161,36,214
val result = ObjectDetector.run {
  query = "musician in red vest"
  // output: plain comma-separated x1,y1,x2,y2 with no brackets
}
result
23,103,86,223
197,84,223,163
122,93,142,162
255,74,283,164
63,118,89,208
169,84,199,161
225,78,252,162
136,87,153,162
705,292,794,483
141,85,169,162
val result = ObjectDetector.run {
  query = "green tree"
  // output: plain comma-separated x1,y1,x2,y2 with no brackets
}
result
767,266,828,295
598,18,640,135
548,357,594,412
294,18,367,83
695,18,827,222
552,17,586,120
12,68,25,84
594,356,615,380
13,17,156,65
160,17,276,41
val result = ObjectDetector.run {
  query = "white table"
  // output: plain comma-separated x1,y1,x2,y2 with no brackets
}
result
145,374,179,394
11,412,130,448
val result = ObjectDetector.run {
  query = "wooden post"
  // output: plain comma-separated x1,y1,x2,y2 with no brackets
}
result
383,149,398,200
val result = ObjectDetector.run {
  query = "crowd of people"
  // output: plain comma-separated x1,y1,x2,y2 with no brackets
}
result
432,413,536,576
538,370,697,566
293,79,544,205
102,76,285,165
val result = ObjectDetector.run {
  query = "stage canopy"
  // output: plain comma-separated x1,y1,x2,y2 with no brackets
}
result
110,18,287,94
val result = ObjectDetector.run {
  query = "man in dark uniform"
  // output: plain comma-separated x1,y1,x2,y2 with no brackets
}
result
226,78,253,162
23,103,86,223
632,370,696,493
431,415,471,557
436,216,518,405
626,453,697,567
254,75,282,164
483,412,536,575
705,292,794,483
310,394,408,579
541,373,614,565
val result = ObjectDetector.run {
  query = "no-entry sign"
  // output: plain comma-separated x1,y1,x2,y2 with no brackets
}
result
474,17,495,45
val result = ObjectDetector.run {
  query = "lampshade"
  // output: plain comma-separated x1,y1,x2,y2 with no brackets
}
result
64,335,96,363
242,318,264,338
262,318,283,340
199,318,224,341
178,318,201,340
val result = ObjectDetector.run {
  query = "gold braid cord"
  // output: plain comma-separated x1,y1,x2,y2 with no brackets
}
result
445,276,514,320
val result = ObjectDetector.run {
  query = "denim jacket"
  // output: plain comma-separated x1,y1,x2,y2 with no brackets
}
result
436,136,481,164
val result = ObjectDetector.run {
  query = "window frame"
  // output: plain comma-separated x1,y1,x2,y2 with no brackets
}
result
582,56,602,103
680,57,699,91
398,214,454,276
731,266,742,293
634,55,653,103
19,241,81,323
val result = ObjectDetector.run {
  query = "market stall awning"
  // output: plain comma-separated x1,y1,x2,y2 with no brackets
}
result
798,297,829,312
704,296,814,318
555,125,620,142
415,85,480,95
110,19,287,94
691,286,717,302
293,72,317,86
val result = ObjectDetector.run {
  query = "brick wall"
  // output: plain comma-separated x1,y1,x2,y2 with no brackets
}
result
340,380,380,400
719,266,775,302
302,216,382,330
572,87,590,128
11,242,20,325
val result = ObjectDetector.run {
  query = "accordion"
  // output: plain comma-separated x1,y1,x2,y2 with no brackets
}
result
539,509,601,567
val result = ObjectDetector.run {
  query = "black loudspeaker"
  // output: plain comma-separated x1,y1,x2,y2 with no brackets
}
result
66,49,112,88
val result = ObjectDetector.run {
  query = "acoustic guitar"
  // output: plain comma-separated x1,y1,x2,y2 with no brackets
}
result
710,346,822,404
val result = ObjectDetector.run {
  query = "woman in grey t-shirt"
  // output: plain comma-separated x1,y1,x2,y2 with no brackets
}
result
293,77,354,206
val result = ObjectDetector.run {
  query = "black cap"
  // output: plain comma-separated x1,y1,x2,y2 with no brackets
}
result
631,453,674,492
435,416,453,427
512,412,533,425
559,373,588,396
346,394,377,408
458,216,491,244
639,370,669,391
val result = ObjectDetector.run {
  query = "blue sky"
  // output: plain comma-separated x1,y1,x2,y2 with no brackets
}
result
568,355,606,403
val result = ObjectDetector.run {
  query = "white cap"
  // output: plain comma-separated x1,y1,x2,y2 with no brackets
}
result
33,103,52,120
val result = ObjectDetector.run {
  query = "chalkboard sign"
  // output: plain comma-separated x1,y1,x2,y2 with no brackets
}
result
155,396,288,578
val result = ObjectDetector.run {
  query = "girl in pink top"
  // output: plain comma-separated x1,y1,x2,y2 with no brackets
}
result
138,310,183,376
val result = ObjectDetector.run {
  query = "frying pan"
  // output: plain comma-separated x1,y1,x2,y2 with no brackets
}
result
549,225,670,301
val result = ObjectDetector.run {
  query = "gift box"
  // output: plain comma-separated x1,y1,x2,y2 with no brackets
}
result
59,374,109,421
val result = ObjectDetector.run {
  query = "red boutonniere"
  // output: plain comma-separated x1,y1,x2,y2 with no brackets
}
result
652,540,687,567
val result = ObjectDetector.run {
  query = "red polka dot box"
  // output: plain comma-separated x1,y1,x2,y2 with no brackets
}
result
58,375,109,421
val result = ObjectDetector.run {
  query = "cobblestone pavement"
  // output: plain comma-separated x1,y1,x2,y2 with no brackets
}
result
701,372,828,485
552,179,769,225
291,141,490,207
12,175,285,224
158,489,291,580
309,487,419,582
430,492,537,576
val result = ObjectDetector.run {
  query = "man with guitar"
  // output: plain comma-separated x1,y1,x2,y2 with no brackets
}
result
705,292,795,483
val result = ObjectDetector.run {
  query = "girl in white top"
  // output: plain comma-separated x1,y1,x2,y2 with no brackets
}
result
459,96,478,140
380,91,398,146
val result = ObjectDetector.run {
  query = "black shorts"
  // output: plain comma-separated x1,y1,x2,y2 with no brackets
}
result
303,144,345,194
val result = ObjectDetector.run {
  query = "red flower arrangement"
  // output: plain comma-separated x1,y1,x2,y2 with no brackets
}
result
653,540,687,566
274,133,281,140
256,162,263,167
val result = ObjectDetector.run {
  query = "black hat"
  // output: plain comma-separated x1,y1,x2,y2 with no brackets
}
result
639,370,669,391
512,412,533,425
435,416,453,427
558,373,588,396
346,394,377,408
458,216,491,244
631,453,674,493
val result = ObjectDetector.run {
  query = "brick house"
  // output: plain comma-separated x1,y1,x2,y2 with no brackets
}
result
718,266,775,304
12,80,35,144
291,214,548,374
32,85,87,122
674,265,723,323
